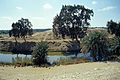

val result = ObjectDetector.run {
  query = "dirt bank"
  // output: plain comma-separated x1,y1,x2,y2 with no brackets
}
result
0,62,120,80
0,40,81,53
0,28,113,53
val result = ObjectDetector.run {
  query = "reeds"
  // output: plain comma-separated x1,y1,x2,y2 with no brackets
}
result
52,56,92,66
12,56,33,67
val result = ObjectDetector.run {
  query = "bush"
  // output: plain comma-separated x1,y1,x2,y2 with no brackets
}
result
109,37,120,56
82,31,108,61
32,41,49,66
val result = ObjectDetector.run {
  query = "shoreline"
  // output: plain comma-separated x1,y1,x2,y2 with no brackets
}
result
0,40,81,54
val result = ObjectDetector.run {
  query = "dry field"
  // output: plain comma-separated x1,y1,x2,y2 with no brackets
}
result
0,28,114,42
0,62,120,80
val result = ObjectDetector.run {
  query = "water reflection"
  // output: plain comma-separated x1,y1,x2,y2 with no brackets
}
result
0,52,92,64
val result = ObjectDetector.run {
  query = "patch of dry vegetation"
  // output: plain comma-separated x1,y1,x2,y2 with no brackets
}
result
0,28,114,42
87,28,115,38
52,56,92,66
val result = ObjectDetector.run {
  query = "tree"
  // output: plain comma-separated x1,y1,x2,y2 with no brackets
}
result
107,20,120,37
53,5,94,41
9,18,33,42
52,15,61,39
82,31,108,61
107,20,120,55
9,23,20,42
32,41,48,66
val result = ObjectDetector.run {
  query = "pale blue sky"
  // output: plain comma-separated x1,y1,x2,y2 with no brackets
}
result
0,0,120,30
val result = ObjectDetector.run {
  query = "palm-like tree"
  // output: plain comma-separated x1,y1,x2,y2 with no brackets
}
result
109,37,120,55
32,41,48,66
81,31,108,61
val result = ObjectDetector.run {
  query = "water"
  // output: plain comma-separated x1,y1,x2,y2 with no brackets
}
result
0,52,92,64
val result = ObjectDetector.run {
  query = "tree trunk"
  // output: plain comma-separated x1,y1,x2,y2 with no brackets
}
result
75,52,78,58
23,36,26,42
15,37,17,45
75,35,79,42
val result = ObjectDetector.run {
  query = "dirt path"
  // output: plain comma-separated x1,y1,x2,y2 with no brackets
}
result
0,62,120,80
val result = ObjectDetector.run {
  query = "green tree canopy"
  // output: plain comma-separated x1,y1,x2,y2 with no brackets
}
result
53,5,94,41
9,18,33,42
82,31,108,61
107,20,120,37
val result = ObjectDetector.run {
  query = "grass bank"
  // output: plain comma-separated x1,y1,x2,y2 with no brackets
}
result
52,56,92,66
0,55,92,67
0,51,64,56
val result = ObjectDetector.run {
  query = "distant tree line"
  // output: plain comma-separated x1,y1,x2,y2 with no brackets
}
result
33,29,51,32
0,30,9,34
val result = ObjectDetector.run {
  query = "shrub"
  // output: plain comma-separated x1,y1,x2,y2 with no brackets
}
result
109,37,120,56
32,41,49,66
82,31,108,61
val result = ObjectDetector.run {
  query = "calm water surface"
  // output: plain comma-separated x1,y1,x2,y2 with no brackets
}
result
0,52,92,64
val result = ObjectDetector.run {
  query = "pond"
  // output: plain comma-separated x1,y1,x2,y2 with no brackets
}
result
0,52,92,64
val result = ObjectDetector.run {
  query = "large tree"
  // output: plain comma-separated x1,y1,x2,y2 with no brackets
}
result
53,5,94,41
82,31,108,61
9,18,33,42
107,20,120,37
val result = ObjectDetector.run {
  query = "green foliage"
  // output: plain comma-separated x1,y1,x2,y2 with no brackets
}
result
9,18,33,42
107,20,120,56
82,31,108,61
109,37,120,55
107,55,120,61
107,20,120,37
32,41,49,66
53,5,94,41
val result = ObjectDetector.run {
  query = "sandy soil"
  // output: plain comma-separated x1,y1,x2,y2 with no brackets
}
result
0,62,120,80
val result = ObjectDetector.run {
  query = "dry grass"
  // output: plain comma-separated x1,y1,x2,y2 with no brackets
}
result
52,56,92,66
0,28,115,52
0,28,114,42
87,28,115,38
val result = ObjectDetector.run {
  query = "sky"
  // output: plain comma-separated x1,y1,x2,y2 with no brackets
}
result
0,0,120,30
